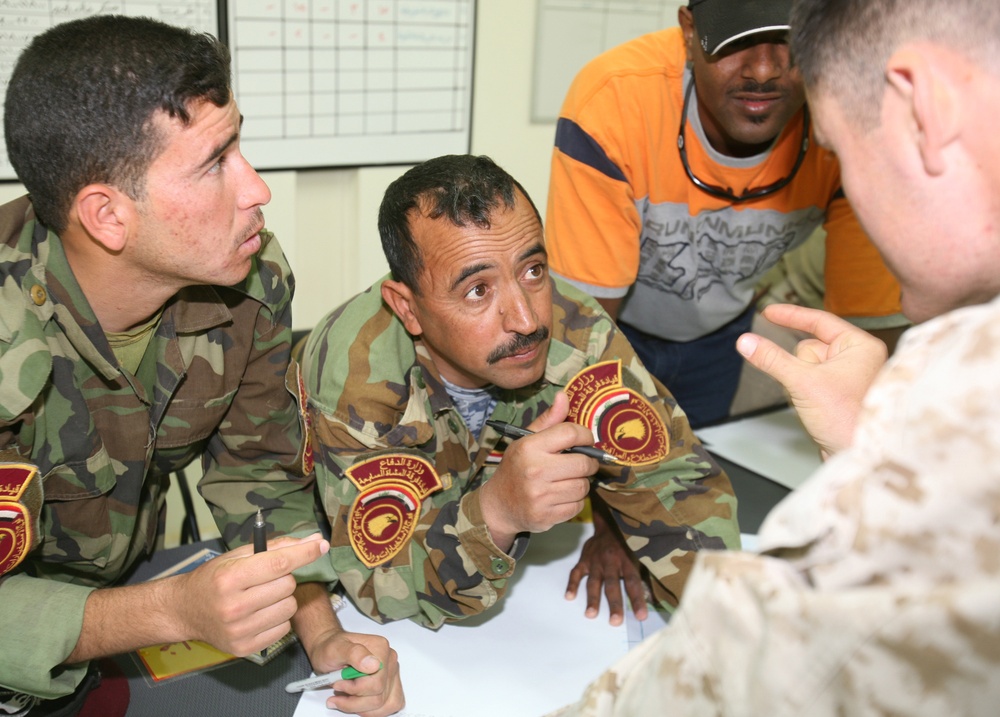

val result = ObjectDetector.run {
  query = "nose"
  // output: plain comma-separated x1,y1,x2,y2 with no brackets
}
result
237,153,271,208
742,41,787,84
500,285,539,336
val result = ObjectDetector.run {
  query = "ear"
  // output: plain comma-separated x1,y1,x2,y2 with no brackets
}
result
72,184,133,252
380,279,423,337
678,6,696,62
885,46,961,176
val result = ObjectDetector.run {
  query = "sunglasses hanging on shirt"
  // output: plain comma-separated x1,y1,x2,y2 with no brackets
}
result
677,78,810,203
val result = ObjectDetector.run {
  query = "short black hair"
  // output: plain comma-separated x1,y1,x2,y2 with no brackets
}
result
791,0,1000,129
378,154,541,293
4,15,232,232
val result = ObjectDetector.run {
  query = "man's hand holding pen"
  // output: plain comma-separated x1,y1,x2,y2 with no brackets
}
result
165,533,330,658
477,392,598,552
486,420,620,465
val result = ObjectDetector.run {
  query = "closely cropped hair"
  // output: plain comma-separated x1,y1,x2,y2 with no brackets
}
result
4,15,232,233
791,0,1000,129
378,154,542,293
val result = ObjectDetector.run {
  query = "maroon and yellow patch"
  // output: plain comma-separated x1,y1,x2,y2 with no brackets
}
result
563,360,670,467
0,462,42,576
346,454,443,568
292,364,315,476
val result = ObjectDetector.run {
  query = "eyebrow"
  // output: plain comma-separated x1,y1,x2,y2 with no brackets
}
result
451,261,492,292
519,242,546,264
449,241,547,292
199,114,244,171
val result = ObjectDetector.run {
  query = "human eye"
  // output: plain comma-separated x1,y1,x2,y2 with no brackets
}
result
205,138,240,176
523,261,547,282
464,283,489,301
207,154,226,175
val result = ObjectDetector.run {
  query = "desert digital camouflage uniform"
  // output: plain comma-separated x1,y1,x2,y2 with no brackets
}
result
302,275,740,628
0,196,319,699
549,295,1000,717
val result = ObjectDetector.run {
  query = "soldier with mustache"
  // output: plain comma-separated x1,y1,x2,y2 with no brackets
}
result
300,154,739,632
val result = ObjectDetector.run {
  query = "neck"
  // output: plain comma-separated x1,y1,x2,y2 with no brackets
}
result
61,230,176,333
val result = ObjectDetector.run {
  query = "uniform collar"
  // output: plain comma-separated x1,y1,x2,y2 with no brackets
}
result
21,206,236,380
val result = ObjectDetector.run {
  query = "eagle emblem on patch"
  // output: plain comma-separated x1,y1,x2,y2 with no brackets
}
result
0,462,43,576
346,454,443,568
563,361,670,466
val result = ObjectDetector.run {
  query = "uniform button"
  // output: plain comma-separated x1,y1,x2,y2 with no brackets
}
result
30,285,47,305
490,557,509,575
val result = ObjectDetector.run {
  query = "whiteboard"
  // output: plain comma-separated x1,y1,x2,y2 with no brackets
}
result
531,0,683,123
0,1,219,181
228,0,476,171
0,1,476,182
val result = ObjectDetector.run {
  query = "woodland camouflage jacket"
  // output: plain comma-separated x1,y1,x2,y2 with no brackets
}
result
302,276,740,628
0,196,317,698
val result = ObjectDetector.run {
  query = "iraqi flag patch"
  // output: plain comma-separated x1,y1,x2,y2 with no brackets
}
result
345,454,443,568
563,360,670,467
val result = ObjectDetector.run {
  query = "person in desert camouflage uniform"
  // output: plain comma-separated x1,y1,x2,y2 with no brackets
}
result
549,0,1000,714
301,154,739,629
0,16,402,716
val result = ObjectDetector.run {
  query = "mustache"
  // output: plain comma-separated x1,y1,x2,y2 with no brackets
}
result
734,80,783,95
486,326,549,365
239,208,266,244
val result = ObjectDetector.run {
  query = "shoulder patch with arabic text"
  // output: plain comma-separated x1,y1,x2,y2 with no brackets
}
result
346,454,443,568
0,462,43,576
563,360,669,466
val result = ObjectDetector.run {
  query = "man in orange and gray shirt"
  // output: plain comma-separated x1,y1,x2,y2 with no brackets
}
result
546,0,906,429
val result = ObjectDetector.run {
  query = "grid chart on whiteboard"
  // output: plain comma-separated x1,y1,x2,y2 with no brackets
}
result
229,0,475,169
0,1,217,180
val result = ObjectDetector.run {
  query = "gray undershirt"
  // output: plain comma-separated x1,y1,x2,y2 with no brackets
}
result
440,376,498,439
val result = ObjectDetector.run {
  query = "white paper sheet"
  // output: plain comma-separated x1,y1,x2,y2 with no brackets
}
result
293,522,629,717
696,407,822,491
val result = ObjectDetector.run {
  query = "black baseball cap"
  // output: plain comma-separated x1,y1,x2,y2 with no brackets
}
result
688,0,793,55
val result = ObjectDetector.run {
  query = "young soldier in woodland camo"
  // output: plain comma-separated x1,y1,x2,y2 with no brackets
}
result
0,16,401,716
302,154,739,630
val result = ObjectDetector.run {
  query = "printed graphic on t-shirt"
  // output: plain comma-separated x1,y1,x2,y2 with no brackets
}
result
637,204,821,300
618,202,825,339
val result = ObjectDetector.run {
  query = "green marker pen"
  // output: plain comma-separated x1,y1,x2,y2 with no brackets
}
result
284,664,381,693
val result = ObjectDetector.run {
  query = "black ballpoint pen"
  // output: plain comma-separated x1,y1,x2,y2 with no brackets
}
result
253,508,267,554
253,508,268,658
486,420,621,465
